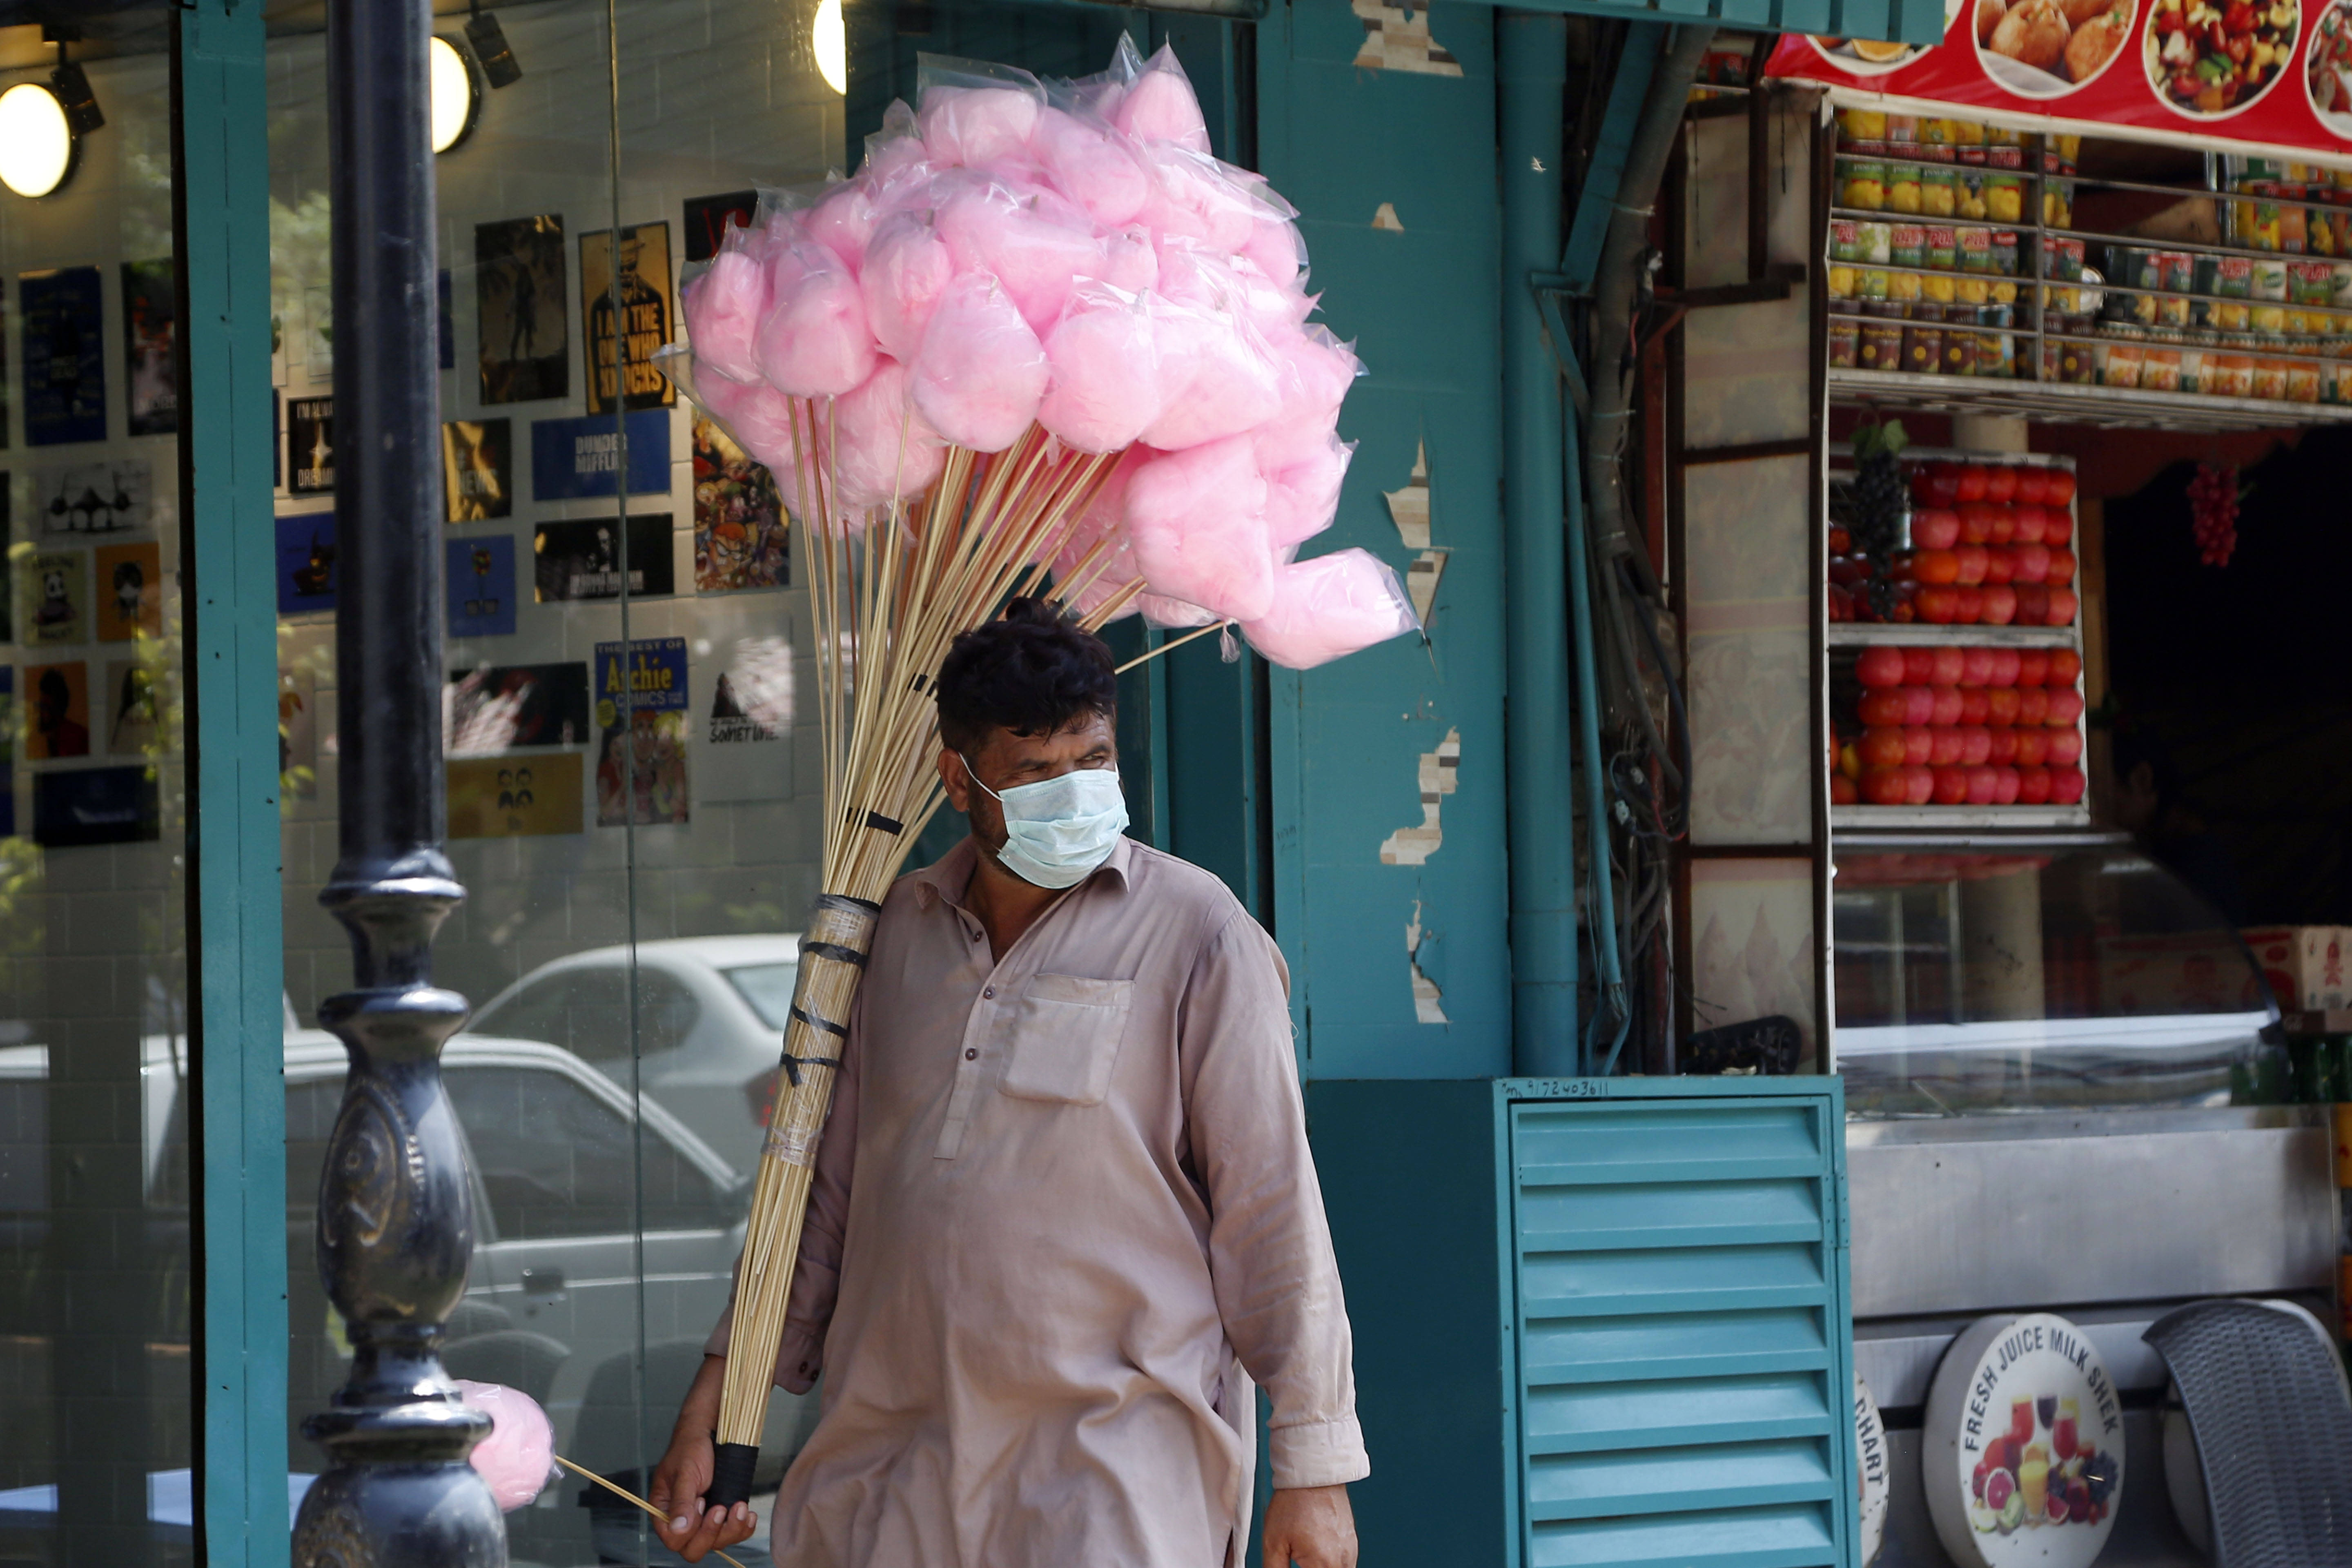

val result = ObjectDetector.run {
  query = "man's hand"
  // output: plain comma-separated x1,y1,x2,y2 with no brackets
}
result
1263,1484,1357,1568
647,1355,760,1563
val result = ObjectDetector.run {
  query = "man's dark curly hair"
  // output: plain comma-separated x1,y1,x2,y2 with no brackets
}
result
935,597,1117,757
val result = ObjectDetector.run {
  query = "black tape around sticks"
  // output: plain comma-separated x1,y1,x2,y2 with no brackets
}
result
707,1441,759,1511
788,1004,849,1039
810,891,882,918
799,940,869,967
861,809,904,835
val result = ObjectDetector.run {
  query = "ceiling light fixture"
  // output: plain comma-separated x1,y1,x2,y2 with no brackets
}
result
465,7,524,89
0,82,75,199
429,36,481,155
814,0,847,95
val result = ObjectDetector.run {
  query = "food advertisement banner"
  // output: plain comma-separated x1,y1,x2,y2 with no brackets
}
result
1769,0,2352,163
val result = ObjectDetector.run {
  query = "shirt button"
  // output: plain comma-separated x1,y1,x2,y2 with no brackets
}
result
964,1048,978,1061
983,987,995,999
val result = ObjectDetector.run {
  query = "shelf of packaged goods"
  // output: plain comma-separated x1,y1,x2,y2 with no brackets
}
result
1826,623,2078,648
1832,804,2091,829
1827,367,2352,431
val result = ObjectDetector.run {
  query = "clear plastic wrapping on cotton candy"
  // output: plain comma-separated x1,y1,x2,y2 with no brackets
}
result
1241,548,1421,670
653,32,1415,670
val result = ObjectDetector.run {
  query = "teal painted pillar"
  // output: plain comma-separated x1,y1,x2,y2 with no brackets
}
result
1497,12,1576,1078
179,1,292,1561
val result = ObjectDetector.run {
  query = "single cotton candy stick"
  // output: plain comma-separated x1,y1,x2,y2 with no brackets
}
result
827,357,949,508
1123,434,1276,621
936,183,1105,333
910,271,1048,453
455,1381,555,1512
1114,46,1211,153
919,84,1042,167
756,241,878,397
1240,548,1419,670
681,248,771,386
1033,106,1150,227
1039,287,1163,454
1259,428,1353,549
1139,308,1281,451
804,181,878,271
861,211,955,362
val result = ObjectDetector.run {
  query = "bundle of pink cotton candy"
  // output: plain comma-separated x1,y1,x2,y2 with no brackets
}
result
455,1380,555,1512
1241,549,1420,670
669,36,1415,668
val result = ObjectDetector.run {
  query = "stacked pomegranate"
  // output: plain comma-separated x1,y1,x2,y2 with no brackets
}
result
1828,459,2081,627
1832,644,2088,808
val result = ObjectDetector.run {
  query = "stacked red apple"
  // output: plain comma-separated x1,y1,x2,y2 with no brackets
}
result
1842,644,2087,808
1828,459,2082,627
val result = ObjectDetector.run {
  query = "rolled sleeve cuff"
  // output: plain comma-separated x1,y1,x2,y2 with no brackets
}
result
701,1316,824,1396
1268,1415,1371,1490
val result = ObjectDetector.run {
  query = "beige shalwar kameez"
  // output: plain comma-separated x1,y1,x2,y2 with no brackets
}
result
706,835,1367,1568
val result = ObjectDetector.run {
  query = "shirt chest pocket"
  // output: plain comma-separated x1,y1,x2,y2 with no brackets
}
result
998,973,1134,1107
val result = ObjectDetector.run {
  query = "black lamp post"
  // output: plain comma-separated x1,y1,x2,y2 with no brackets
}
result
290,0,502,1563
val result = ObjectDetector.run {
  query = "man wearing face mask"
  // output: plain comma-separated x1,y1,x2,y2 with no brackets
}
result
650,599,1365,1568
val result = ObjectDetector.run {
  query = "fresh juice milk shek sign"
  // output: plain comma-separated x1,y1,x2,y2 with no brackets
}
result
1925,1312,2125,1566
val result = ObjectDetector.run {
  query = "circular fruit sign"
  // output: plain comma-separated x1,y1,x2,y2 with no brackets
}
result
1857,1374,1891,1564
1924,1313,2125,1567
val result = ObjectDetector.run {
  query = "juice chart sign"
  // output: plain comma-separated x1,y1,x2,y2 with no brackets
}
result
1771,0,2352,162
1923,1312,2125,1567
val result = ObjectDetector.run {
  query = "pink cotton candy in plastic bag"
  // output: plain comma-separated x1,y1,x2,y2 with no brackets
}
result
1123,434,1276,621
936,183,1105,333
1113,45,1211,153
1140,593,1218,628
861,210,956,362
1098,227,1158,294
1033,106,1151,228
1138,147,1260,252
1039,285,1163,454
1240,548,1419,670
910,271,1048,452
805,181,879,270
681,246,771,386
1258,426,1353,549
1139,305,1281,452
456,1381,555,1512
756,241,878,397
919,85,1042,167
828,356,949,508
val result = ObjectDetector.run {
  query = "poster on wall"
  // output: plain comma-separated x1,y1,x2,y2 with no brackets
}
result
476,215,570,406
532,514,674,602
446,662,591,753
446,535,518,638
20,267,106,447
32,459,149,538
1769,0,2352,158
684,190,759,263
95,540,163,641
595,635,689,827
24,550,87,645
530,410,669,501
708,635,793,743
693,416,788,591
448,752,585,839
25,661,89,760
442,419,513,521
581,220,676,415
276,515,339,614
0,671,13,833
33,766,160,848
121,258,179,437
439,268,455,372
288,396,335,495
0,279,10,451
102,659,159,756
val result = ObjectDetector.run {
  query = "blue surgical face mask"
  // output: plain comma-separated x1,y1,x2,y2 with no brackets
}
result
962,757,1129,889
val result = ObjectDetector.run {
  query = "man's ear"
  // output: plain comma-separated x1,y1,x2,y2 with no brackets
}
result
938,748,969,813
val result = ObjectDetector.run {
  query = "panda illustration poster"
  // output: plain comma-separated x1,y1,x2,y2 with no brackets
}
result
23,550,87,645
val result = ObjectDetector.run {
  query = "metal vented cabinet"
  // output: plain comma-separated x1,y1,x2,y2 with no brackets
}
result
1306,1076,1856,1568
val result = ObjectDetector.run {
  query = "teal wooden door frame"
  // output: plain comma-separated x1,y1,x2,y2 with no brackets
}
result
179,2,294,1563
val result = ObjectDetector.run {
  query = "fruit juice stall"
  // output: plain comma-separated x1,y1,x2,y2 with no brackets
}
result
1667,19,2352,1564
